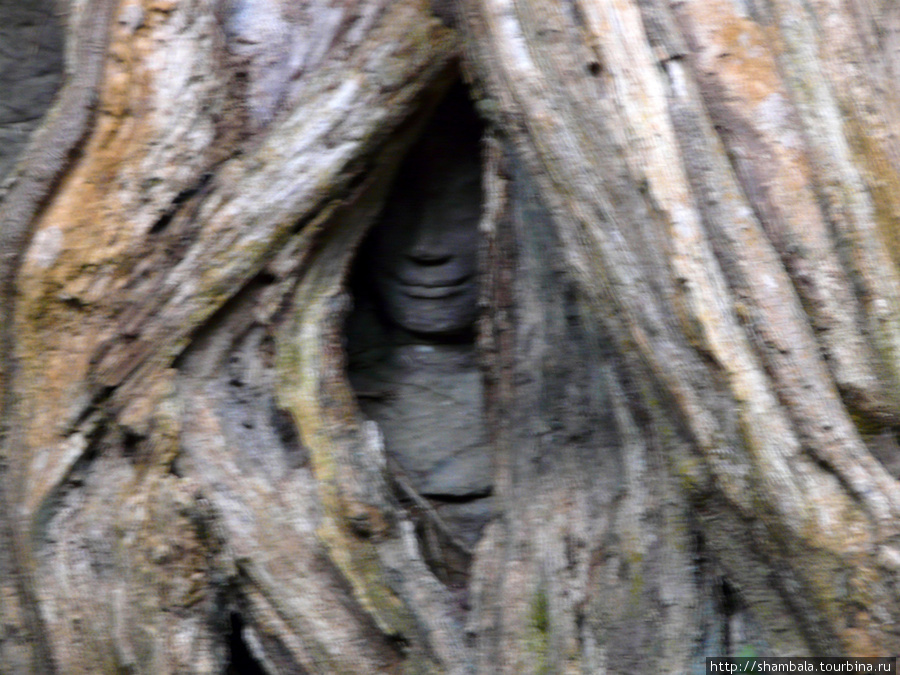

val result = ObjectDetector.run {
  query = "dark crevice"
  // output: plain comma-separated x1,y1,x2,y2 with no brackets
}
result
169,269,272,374
421,487,492,503
66,384,114,434
271,405,308,468
226,612,267,675
121,429,141,459
149,172,213,235
718,577,741,655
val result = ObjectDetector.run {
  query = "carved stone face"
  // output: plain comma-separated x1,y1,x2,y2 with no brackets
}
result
366,135,481,338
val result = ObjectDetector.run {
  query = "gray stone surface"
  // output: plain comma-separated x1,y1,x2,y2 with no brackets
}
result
349,329,490,549
0,0,64,180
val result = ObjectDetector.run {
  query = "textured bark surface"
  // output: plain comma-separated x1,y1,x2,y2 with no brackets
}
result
462,0,900,663
2,0,900,672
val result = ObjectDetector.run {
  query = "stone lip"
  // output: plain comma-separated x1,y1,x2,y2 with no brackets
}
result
391,276,473,300
374,281,479,337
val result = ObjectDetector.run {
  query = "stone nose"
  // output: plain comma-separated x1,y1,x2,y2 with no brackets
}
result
408,248,451,266
407,219,451,266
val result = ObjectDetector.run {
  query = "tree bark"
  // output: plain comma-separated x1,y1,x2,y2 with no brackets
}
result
2,0,900,672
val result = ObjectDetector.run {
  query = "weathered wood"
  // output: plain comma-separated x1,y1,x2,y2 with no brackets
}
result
461,0,900,660
2,1,463,672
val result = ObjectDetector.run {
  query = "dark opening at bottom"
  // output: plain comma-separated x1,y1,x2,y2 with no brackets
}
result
226,612,266,675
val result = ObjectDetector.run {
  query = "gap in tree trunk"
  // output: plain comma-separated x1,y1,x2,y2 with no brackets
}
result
346,82,488,601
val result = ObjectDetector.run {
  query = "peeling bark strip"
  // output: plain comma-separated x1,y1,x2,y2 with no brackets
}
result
671,0,900,422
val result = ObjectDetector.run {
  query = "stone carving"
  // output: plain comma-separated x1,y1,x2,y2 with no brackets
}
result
347,93,489,556
365,136,480,339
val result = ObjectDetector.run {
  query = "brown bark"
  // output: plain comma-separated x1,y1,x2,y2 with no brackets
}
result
2,0,900,672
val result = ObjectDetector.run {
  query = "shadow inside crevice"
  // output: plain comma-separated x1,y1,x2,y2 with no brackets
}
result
225,612,268,675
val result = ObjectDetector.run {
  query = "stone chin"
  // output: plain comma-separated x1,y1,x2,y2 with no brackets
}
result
377,279,479,337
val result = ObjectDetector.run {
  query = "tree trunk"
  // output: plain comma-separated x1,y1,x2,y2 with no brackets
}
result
2,0,900,672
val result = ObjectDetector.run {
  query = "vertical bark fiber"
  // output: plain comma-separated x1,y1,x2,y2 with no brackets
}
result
461,0,900,660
